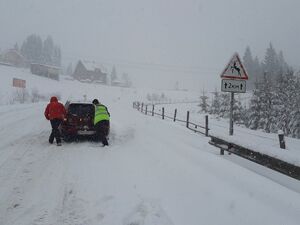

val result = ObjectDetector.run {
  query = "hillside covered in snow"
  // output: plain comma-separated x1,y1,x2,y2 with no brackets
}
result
0,65,300,225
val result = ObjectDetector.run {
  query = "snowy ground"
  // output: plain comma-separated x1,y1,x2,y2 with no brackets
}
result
0,65,300,225
152,103,300,166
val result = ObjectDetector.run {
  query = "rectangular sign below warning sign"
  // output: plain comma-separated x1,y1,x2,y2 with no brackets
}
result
221,79,246,93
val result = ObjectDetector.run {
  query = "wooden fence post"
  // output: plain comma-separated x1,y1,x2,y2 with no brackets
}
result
162,107,165,120
205,115,209,136
152,105,154,116
186,111,189,128
173,109,177,122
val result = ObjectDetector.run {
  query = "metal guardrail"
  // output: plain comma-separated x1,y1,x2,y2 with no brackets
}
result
209,136,300,180
133,101,299,180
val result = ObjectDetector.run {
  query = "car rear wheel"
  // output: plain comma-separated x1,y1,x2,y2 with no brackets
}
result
62,135,74,142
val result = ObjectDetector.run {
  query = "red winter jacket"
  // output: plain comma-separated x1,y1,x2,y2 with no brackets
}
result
44,96,66,120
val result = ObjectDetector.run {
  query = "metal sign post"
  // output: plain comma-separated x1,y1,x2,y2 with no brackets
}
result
229,92,234,135
220,53,249,136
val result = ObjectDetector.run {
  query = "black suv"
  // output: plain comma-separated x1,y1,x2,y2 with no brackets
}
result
61,101,96,141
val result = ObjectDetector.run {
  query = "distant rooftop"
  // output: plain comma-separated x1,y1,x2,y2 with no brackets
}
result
3,49,25,58
81,60,107,73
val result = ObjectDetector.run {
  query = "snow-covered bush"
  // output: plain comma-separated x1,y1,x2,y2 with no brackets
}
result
10,88,30,104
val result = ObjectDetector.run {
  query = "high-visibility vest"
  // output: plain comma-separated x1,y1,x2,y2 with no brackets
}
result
94,104,110,125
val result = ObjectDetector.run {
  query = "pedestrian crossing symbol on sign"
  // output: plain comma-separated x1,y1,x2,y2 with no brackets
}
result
220,53,248,80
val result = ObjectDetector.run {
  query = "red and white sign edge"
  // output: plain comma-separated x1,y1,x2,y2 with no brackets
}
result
220,53,248,80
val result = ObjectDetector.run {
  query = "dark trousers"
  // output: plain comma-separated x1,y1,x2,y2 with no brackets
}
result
95,120,110,146
49,119,63,144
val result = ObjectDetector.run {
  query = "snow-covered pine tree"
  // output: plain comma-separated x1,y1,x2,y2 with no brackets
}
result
258,73,276,133
243,46,256,90
209,90,221,115
21,34,43,64
287,73,300,138
111,65,117,85
232,94,244,124
219,93,230,118
290,110,300,138
247,81,263,130
263,43,279,79
274,71,296,135
198,90,209,113
243,46,253,68
42,36,54,65
253,56,263,82
277,51,290,75
14,42,19,51
53,46,61,67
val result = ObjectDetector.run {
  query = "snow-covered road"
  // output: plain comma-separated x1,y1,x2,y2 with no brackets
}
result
0,102,300,225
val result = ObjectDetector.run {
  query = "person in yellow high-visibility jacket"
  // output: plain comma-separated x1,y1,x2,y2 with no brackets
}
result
93,99,110,146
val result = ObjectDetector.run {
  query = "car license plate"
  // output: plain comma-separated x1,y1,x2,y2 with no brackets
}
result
77,130,96,135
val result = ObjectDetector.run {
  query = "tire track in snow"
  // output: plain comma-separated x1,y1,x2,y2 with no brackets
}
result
0,131,58,225
123,200,174,225
0,103,48,171
57,185,92,225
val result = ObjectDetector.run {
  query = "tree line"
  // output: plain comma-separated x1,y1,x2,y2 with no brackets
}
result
19,34,61,67
243,43,291,90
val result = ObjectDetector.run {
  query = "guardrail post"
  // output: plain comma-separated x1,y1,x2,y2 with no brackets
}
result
152,105,154,116
173,109,177,122
278,130,286,149
145,105,148,115
162,107,165,120
205,115,209,136
186,111,189,128
220,148,224,155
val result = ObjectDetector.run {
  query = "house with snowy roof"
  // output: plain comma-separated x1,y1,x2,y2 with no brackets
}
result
0,49,25,67
73,60,107,84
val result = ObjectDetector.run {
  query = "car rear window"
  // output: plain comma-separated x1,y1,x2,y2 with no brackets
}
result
68,104,94,117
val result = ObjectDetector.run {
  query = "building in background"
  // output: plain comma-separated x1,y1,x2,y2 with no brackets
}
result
30,63,60,81
73,60,107,84
0,49,25,67
111,78,126,87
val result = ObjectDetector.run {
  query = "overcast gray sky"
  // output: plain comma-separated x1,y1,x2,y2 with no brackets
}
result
1,0,300,91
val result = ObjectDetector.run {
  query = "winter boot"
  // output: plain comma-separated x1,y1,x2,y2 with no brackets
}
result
49,136,54,144
102,137,109,146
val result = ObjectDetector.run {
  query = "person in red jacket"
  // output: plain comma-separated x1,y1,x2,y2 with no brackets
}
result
44,96,66,146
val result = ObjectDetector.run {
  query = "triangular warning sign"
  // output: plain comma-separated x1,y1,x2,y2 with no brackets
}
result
220,53,248,80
